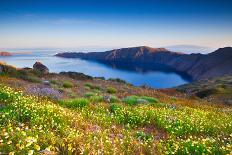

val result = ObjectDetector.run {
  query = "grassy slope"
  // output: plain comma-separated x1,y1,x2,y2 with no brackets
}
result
0,63,232,154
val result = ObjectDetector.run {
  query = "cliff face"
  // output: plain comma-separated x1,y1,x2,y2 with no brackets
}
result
56,46,232,81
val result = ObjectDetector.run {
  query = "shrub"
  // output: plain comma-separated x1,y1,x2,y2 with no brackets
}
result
135,131,153,141
63,81,73,88
107,87,117,94
140,96,158,103
89,95,104,103
109,104,122,113
123,95,158,105
84,83,100,90
84,92,96,98
59,98,89,108
109,95,120,103
50,79,58,85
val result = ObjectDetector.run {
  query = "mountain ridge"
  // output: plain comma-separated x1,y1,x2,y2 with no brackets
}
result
56,46,232,81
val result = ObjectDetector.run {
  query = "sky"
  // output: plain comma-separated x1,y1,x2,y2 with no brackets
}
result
0,0,232,50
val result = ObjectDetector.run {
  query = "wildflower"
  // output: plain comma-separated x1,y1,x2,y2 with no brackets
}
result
5,140,11,145
28,150,34,155
9,152,15,155
34,144,40,151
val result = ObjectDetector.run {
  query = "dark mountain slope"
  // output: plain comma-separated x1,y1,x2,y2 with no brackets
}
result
56,46,232,81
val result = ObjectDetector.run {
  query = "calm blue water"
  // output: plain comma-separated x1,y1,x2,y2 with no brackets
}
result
0,50,191,88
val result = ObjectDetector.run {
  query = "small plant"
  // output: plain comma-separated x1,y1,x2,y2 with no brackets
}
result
109,95,120,103
63,81,73,88
84,92,96,98
135,131,153,141
123,95,158,105
106,87,117,94
50,79,58,85
89,95,104,103
84,83,101,90
109,104,122,113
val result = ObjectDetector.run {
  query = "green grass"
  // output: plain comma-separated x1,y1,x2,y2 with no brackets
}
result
84,83,101,90
106,87,117,94
123,95,158,105
0,84,231,154
59,98,89,108
63,81,73,88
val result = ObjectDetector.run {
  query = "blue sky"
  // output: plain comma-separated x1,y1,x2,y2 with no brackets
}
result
0,0,231,49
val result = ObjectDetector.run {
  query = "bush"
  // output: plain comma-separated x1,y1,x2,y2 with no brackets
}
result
107,87,117,94
59,98,89,108
109,95,120,103
84,92,96,98
109,104,122,113
50,79,58,85
123,95,159,105
84,83,101,90
123,96,138,105
63,81,73,88
140,96,158,103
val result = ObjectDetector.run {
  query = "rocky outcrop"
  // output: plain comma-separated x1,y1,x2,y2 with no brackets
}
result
0,52,12,56
59,72,93,80
33,62,49,74
56,46,232,81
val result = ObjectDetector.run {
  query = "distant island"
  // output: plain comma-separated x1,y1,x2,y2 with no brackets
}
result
0,51,12,56
56,46,232,81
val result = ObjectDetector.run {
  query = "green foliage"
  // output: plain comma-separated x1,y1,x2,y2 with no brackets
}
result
50,79,58,85
89,95,104,103
135,131,153,141
59,98,89,108
109,104,122,113
109,95,120,103
84,83,101,90
84,92,96,98
123,95,158,105
106,87,117,94
63,81,73,88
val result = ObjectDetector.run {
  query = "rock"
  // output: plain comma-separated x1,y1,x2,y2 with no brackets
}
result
103,96,111,102
33,62,49,74
43,80,50,85
0,65,3,73
0,52,12,56
59,71,93,80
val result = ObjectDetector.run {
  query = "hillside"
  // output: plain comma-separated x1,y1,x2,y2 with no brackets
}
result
177,75,232,105
0,62,232,154
56,46,232,81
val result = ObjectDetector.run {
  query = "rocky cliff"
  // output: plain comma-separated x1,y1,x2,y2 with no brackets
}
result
56,46,232,80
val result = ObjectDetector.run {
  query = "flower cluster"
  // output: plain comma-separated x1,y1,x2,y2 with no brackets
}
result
0,84,231,154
